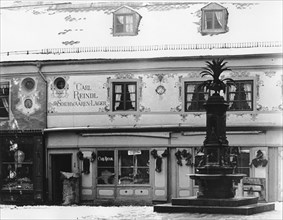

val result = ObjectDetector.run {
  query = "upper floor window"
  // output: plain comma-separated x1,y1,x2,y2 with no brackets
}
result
113,6,142,36
0,82,9,119
227,80,253,111
185,82,209,112
113,82,137,111
184,80,253,112
201,3,228,35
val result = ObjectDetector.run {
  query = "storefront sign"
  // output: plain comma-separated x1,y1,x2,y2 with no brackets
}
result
98,156,114,162
49,78,108,113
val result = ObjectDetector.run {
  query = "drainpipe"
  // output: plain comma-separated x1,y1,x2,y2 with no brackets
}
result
36,62,48,128
36,62,49,202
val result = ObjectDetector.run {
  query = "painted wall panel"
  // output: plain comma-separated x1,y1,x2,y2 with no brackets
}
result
1,75,46,130
45,60,282,130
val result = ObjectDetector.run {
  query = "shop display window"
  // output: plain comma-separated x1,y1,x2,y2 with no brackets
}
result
118,150,149,185
235,148,250,177
1,138,34,191
97,150,115,184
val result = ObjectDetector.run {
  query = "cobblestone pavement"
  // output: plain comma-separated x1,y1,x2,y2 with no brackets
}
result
0,202,282,220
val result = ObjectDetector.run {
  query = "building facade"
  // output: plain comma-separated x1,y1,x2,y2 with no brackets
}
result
0,63,46,204
0,1,282,204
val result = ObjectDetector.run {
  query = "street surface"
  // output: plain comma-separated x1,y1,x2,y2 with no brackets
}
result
0,202,282,220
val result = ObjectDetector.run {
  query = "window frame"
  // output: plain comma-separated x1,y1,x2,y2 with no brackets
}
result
113,13,136,36
184,80,211,113
112,81,138,112
118,149,150,185
227,80,254,112
96,148,150,186
201,4,228,35
0,81,10,120
112,6,141,37
183,78,255,113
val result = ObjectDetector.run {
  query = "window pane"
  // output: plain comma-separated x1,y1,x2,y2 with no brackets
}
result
205,11,213,29
213,11,223,29
97,150,115,185
115,15,124,33
186,84,195,92
236,149,250,177
97,168,115,184
134,168,149,184
228,81,253,111
115,85,122,93
97,151,114,167
125,15,134,32
1,137,34,190
118,150,149,185
137,150,149,166
185,82,209,112
0,83,9,118
113,82,137,111
186,94,193,102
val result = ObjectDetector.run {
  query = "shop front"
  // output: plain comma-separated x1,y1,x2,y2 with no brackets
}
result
0,131,44,204
46,131,172,205
46,128,282,204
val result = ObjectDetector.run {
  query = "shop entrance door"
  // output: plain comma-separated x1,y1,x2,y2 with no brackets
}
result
51,154,72,204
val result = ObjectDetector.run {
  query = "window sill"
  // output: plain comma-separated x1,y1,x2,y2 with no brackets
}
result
113,32,138,37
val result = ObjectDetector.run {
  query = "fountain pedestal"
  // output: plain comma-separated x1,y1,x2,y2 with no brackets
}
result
189,173,246,199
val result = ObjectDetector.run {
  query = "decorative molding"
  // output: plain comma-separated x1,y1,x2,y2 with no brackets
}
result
250,113,258,121
139,105,151,112
133,114,141,122
230,71,250,78
257,104,269,111
62,40,80,45
186,71,200,78
104,77,111,102
64,15,86,22
115,73,134,79
170,105,182,112
193,113,202,117
272,106,283,111
176,75,183,102
108,114,116,122
255,74,263,102
276,75,283,96
98,105,110,112
264,70,276,78
155,85,166,95
49,76,70,98
180,113,188,122
138,76,145,100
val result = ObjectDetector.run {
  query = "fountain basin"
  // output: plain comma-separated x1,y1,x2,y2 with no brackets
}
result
189,174,246,199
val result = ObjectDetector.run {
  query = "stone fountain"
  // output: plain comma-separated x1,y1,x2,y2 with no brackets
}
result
154,58,275,215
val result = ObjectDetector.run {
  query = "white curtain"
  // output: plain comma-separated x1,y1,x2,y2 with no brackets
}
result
128,85,136,101
204,12,209,29
229,85,236,102
114,85,122,109
125,15,134,32
117,16,124,25
215,11,224,28
244,84,252,100
1,97,9,113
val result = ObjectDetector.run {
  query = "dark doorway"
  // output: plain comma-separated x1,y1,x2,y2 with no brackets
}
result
51,154,72,204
